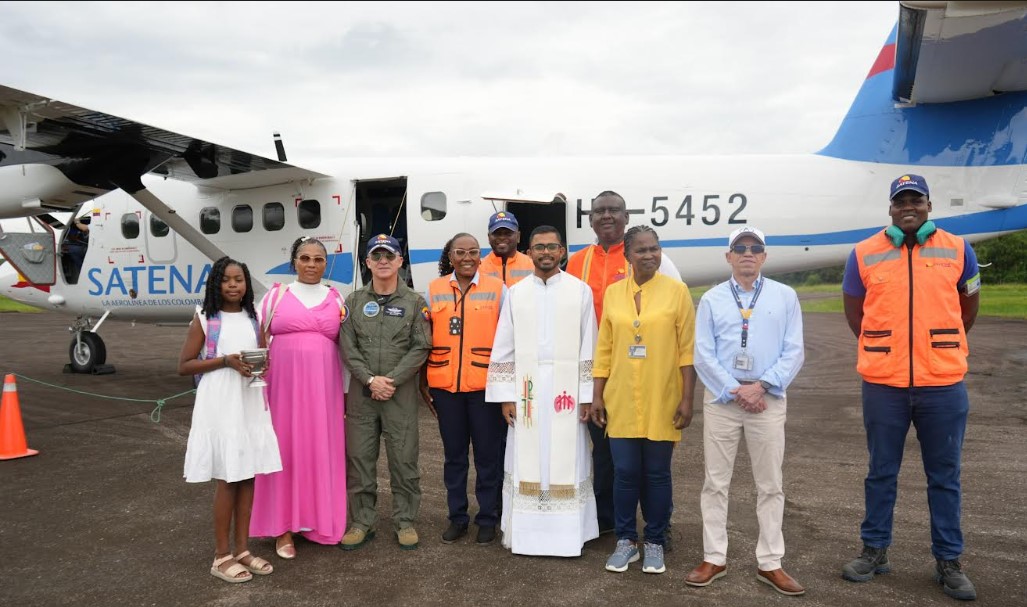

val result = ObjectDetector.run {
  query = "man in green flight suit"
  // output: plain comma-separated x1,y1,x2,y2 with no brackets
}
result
340,234,432,550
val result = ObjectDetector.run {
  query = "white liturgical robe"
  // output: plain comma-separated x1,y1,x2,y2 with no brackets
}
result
485,270,599,556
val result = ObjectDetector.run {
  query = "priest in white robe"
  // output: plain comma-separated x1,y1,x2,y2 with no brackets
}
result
485,226,599,557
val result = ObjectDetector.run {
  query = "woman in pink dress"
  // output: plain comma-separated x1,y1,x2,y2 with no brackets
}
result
251,237,347,558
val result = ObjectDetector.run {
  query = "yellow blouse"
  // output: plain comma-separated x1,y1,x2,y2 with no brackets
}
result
593,273,695,441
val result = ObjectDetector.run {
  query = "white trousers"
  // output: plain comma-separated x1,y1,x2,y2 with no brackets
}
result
700,389,787,571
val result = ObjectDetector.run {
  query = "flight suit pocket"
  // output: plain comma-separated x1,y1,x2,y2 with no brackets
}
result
857,328,893,379
926,328,967,376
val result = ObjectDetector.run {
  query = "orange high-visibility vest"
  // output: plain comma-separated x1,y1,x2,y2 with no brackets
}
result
854,228,969,387
566,242,630,323
479,251,534,287
426,274,504,392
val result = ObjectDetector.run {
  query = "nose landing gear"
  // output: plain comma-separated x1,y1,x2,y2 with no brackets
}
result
65,314,116,375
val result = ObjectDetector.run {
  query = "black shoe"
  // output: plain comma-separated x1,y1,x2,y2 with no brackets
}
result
476,525,497,545
441,522,468,544
842,545,891,582
936,559,977,601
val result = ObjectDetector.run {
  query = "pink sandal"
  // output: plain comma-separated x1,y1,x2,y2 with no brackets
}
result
236,550,274,575
210,554,252,583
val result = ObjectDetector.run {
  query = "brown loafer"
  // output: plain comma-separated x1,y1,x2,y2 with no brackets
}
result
684,561,727,587
757,568,805,596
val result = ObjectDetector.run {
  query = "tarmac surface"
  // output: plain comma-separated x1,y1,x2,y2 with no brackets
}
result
1,310,1025,607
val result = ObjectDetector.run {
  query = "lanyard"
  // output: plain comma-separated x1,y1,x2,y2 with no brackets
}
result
730,278,763,350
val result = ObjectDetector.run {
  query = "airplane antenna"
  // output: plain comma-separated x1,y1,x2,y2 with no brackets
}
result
273,132,287,162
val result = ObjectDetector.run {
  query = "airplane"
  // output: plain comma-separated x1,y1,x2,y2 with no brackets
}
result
1,1,1026,375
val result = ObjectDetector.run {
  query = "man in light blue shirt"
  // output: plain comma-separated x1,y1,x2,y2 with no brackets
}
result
685,226,806,597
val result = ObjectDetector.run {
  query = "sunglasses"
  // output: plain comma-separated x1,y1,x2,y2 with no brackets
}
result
369,250,397,262
530,243,563,253
296,254,327,264
730,244,766,255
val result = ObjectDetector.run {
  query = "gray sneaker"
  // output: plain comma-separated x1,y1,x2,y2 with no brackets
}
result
642,542,666,574
935,559,977,601
605,539,640,572
842,545,891,582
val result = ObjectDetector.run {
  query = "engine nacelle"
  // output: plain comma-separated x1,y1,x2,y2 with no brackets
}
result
0,164,105,219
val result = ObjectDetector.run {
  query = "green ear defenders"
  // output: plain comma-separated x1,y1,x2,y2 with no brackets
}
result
885,220,936,247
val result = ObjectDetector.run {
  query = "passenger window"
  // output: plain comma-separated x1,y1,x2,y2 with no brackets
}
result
200,207,221,234
232,205,253,233
421,192,446,221
121,213,140,239
150,214,170,237
297,199,321,229
263,202,285,231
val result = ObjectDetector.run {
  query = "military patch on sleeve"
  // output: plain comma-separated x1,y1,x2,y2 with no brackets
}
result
421,305,431,321
340,303,350,323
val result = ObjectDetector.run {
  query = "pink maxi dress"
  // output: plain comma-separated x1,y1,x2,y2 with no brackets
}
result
251,287,347,544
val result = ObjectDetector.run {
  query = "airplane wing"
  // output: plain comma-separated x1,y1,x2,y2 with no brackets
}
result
0,84,328,217
895,1,1027,103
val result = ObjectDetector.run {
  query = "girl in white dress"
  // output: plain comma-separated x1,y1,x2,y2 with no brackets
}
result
178,257,282,584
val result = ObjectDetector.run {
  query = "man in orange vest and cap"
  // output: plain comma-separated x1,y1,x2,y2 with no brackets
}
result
840,174,981,601
479,211,534,287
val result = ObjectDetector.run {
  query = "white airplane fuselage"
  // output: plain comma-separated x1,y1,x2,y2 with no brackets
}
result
3,153,1023,323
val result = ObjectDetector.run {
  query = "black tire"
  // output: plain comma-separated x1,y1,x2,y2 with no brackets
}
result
68,332,107,373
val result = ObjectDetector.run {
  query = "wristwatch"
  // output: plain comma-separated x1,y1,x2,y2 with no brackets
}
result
758,380,773,392
367,375,375,386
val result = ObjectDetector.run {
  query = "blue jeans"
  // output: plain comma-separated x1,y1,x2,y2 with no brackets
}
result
609,438,674,545
860,381,969,560
432,389,506,527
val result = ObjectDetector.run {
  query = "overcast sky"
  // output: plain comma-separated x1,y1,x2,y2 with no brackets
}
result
1,1,898,169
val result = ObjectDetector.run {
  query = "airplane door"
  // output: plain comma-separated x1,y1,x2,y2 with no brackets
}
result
0,217,57,285
144,212,177,263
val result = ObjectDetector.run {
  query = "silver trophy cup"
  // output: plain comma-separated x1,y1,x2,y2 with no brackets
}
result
239,348,270,388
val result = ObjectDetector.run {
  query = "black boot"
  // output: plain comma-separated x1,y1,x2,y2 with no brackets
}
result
441,522,468,544
936,559,977,601
841,545,891,582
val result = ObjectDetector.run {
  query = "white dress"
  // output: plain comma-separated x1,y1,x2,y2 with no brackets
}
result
183,309,282,483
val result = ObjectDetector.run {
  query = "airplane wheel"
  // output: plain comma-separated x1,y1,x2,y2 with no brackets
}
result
69,332,107,373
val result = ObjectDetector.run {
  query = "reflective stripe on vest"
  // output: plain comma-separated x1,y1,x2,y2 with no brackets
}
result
854,229,968,387
426,274,504,392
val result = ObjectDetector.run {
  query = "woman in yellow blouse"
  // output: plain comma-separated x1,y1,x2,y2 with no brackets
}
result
591,225,696,575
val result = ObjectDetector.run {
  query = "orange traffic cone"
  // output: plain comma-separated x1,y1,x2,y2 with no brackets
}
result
0,374,38,460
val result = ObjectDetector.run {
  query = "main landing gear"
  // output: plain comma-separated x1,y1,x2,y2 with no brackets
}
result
65,313,115,375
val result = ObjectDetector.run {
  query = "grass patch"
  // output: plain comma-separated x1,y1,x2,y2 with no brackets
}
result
689,283,1027,319
0,295,41,313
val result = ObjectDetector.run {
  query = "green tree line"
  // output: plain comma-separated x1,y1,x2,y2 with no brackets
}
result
770,231,1027,286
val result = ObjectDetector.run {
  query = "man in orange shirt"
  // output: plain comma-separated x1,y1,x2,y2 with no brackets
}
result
566,190,681,537
479,211,534,287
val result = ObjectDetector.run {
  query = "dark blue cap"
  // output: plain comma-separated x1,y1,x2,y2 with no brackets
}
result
367,233,401,255
488,211,519,233
890,174,929,199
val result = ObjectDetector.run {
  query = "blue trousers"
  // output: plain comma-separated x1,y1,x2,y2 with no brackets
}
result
432,389,506,527
609,438,675,545
860,381,969,560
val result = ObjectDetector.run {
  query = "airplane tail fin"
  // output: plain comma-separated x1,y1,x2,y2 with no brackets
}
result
818,3,1027,170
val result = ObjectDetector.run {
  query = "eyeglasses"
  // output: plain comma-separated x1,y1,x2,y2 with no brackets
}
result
296,255,327,264
730,244,765,255
592,206,624,217
369,250,397,262
451,248,481,259
530,243,563,253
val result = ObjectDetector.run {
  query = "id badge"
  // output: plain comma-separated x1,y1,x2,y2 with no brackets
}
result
628,345,647,359
733,352,753,371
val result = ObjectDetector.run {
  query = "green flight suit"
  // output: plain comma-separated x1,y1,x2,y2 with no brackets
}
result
340,281,432,532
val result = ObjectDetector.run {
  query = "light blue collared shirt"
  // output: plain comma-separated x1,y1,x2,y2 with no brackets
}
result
694,274,804,404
